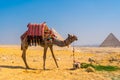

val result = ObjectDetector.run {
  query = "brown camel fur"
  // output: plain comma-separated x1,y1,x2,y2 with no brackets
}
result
21,34,77,70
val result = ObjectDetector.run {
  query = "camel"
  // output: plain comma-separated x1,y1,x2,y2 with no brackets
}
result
21,34,77,70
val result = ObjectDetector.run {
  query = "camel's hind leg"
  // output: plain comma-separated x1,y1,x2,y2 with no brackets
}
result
22,49,30,69
49,46,59,68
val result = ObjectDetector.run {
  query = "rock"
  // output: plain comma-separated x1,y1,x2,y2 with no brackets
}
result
33,59,37,62
86,66,95,72
88,58,96,64
2,57,7,61
11,61,14,63
56,58,61,61
73,62,81,69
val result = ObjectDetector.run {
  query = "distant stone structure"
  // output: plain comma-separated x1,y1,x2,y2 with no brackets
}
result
100,33,120,47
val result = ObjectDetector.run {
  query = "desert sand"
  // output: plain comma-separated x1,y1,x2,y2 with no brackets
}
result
0,45,120,80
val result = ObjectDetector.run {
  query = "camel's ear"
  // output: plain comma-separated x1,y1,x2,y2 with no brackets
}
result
68,34,71,37
72,34,74,37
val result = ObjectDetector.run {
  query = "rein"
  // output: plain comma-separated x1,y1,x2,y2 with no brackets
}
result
72,42,75,63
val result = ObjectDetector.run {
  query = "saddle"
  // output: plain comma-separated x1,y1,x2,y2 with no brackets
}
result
21,22,56,46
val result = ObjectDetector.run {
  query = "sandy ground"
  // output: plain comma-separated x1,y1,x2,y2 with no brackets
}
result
0,45,120,80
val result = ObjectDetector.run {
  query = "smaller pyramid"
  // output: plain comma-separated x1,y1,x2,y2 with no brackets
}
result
100,33,120,47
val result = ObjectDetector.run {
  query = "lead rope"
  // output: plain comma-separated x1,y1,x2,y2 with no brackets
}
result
72,42,81,69
73,42,75,63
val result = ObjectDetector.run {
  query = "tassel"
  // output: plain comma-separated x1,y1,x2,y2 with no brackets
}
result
67,45,69,48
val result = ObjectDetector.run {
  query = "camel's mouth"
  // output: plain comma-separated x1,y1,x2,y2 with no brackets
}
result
76,38,78,41
75,36,78,41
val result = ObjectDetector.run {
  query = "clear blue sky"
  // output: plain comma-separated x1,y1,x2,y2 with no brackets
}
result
0,0,120,45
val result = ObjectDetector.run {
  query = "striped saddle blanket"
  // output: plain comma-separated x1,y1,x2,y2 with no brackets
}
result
21,22,55,46
21,23,45,40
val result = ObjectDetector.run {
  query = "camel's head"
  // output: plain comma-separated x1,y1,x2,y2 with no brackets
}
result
67,34,78,42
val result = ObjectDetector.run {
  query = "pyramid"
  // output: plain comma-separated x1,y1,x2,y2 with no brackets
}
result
51,28,64,40
100,33,120,47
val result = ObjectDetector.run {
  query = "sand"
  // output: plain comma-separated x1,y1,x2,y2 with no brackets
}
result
0,45,120,80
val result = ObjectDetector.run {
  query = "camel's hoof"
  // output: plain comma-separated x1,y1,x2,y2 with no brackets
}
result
26,66,30,69
43,68,46,70
57,66,59,68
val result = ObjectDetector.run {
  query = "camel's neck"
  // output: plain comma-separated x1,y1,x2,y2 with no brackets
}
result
53,38,72,47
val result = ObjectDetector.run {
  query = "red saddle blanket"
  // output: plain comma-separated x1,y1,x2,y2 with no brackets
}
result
27,23,45,36
21,22,58,46
21,22,46,41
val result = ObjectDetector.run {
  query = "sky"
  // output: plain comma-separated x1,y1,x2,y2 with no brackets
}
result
0,0,120,45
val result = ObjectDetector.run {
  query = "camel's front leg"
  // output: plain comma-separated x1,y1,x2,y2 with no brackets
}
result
22,49,30,69
43,46,48,70
50,46,59,68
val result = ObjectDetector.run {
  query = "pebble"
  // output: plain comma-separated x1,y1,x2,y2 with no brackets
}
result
86,67,95,72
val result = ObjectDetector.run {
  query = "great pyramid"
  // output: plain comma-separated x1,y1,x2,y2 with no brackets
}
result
100,33,120,47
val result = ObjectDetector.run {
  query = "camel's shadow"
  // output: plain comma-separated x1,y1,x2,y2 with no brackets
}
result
0,65,26,69
0,65,76,71
0,65,52,70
